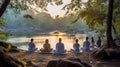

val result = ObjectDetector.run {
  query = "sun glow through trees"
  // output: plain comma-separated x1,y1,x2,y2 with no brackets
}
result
29,0,88,18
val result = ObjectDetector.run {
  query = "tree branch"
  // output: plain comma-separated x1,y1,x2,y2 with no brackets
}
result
0,0,10,17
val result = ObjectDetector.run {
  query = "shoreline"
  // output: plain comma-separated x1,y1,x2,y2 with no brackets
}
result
8,49,120,67
9,50,94,67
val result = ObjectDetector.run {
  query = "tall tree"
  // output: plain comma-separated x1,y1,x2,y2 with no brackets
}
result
0,0,10,17
107,0,116,48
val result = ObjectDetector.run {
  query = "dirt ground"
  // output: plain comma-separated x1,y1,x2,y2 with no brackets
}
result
8,50,120,67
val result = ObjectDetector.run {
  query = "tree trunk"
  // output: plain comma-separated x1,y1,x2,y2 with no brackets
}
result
112,24,117,34
106,0,116,48
0,0,10,17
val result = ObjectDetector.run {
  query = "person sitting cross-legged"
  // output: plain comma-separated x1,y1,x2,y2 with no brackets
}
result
72,39,80,53
54,38,67,54
96,36,101,48
28,38,38,52
90,37,95,50
40,39,53,53
82,37,90,52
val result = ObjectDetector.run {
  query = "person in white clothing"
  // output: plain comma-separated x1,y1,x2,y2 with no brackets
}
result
82,37,90,52
28,38,38,52
72,39,80,53
54,38,66,54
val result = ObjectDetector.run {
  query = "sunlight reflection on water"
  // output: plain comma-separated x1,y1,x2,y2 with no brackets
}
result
7,34,87,51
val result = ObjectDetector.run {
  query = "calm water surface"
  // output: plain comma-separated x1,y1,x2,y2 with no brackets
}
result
7,34,87,51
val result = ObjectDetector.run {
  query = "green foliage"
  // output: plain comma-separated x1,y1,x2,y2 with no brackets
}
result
63,0,82,13
0,34,7,40
0,18,9,41
115,20,120,35
0,18,6,26
62,0,108,34
0,31,10,41
112,0,120,36
8,0,64,12
66,23,78,31
9,0,28,10
63,0,120,38
76,0,107,36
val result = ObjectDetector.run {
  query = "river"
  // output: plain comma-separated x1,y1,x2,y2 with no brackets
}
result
7,33,87,51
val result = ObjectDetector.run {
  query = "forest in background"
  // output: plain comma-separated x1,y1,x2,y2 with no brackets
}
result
2,8,89,35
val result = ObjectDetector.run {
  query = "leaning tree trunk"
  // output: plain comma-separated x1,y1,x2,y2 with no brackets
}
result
0,0,10,17
106,0,116,48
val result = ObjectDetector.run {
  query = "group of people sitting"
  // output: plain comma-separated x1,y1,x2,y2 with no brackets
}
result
28,37,101,54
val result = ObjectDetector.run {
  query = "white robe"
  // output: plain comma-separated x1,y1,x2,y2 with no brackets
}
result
82,40,90,52
28,42,37,52
54,42,66,54
72,43,80,53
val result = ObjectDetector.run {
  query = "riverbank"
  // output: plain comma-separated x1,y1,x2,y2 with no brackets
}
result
1,40,120,67
8,50,120,67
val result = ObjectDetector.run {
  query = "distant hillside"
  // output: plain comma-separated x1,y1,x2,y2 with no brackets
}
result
2,9,89,35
